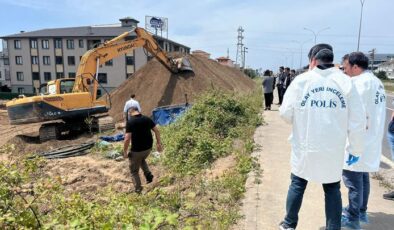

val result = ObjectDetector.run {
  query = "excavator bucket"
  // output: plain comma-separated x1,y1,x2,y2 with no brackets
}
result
174,57,194,72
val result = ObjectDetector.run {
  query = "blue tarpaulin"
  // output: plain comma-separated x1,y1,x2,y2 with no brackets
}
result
152,104,191,126
99,133,124,142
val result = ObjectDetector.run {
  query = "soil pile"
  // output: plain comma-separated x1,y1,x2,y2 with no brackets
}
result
108,55,255,122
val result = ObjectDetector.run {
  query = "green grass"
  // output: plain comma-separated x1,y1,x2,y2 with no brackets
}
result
383,79,394,93
0,87,264,229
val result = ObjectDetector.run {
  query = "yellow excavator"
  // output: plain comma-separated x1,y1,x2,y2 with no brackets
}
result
6,27,193,141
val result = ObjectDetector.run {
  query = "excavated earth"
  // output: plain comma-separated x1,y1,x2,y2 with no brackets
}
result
0,55,255,195
108,54,255,121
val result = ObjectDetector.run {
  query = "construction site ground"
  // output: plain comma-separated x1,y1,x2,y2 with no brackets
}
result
235,99,394,230
0,53,255,197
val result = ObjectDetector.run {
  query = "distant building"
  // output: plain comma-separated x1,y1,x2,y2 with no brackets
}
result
0,17,190,94
0,51,11,87
192,50,210,59
368,53,394,68
377,60,394,79
216,56,234,67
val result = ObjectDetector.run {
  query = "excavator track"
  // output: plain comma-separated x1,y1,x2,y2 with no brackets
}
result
94,116,115,133
39,123,62,142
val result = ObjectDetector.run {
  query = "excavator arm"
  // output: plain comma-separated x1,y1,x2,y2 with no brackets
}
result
73,27,192,101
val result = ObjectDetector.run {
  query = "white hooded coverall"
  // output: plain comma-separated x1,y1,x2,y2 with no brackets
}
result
280,67,366,183
343,71,386,172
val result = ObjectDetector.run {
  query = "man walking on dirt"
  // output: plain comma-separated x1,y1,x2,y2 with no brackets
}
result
123,105,162,193
278,44,366,230
341,52,386,229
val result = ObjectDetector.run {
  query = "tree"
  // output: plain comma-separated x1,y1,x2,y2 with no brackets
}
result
375,71,387,80
243,68,259,79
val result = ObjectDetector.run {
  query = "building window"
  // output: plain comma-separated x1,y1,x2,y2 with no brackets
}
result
2,40,8,49
17,87,25,94
4,58,9,65
97,89,102,97
16,72,24,81
32,72,40,80
43,56,50,65
126,56,134,65
147,55,154,61
30,39,37,49
66,40,74,49
55,56,63,65
31,56,38,65
105,60,113,66
42,40,49,49
44,72,51,81
14,40,21,49
15,56,23,65
98,73,107,84
54,39,62,49
67,56,75,66
126,73,133,79
56,72,63,79
79,39,84,48
68,72,76,78
88,39,101,49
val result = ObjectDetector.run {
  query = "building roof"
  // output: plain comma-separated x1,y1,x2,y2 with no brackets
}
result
1,25,135,38
216,56,230,60
1,23,190,49
192,50,210,54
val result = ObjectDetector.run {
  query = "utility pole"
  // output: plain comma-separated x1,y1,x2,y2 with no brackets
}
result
303,27,330,45
242,47,248,69
357,0,366,51
369,48,376,70
292,39,311,70
235,26,244,68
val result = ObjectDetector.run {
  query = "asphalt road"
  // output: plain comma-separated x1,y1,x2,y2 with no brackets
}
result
382,94,394,162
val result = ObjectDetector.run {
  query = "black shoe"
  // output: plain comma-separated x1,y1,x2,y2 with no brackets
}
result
145,173,154,184
383,191,394,200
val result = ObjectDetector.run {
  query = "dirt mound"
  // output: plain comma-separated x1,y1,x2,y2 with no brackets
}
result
108,55,255,122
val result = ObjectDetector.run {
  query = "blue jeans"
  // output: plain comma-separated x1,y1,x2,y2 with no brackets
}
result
342,170,370,221
283,173,342,230
387,131,394,160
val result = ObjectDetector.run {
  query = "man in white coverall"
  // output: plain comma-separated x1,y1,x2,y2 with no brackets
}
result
278,44,366,230
341,52,386,229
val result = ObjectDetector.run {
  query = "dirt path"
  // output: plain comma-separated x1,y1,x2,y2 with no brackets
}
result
235,103,394,230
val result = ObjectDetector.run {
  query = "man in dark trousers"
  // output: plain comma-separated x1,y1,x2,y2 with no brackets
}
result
262,69,275,110
123,105,162,193
276,66,286,105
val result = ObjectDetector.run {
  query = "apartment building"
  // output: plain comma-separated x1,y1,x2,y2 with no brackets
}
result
0,17,190,95
0,51,11,88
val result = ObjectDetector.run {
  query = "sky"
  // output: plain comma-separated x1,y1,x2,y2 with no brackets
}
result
1,0,394,71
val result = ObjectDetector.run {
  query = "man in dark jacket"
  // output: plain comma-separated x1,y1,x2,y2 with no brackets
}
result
262,70,275,110
123,105,162,193
276,66,286,105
